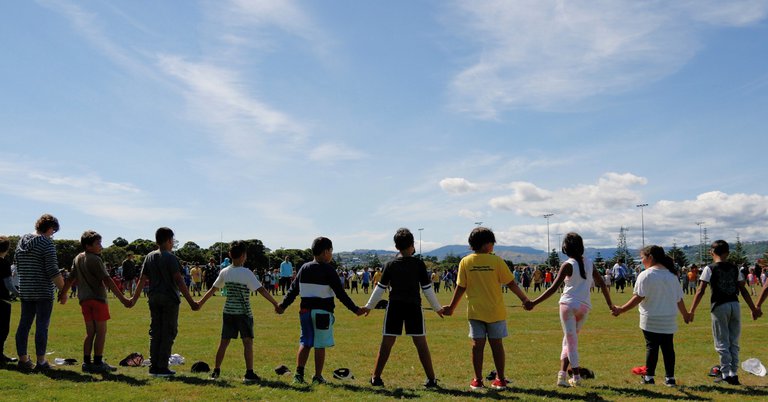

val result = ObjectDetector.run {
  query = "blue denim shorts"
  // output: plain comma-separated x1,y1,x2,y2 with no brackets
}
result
468,319,508,339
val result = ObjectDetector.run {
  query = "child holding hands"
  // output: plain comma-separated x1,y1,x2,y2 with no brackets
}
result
526,232,613,387
612,245,690,386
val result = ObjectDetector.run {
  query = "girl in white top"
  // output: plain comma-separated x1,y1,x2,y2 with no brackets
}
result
613,245,691,387
528,233,614,387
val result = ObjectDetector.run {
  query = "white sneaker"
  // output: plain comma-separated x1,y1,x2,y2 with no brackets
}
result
557,372,570,387
568,376,582,387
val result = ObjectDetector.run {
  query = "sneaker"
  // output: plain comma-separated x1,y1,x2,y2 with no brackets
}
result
311,375,327,385
724,375,741,385
491,378,508,390
209,369,220,380
470,378,484,390
91,361,117,373
640,377,655,385
568,377,582,387
34,361,51,372
243,371,260,384
292,374,305,384
149,367,176,377
424,378,439,388
18,359,35,371
370,377,384,386
82,362,93,373
665,378,677,387
1,354,18,363
557,372,570,387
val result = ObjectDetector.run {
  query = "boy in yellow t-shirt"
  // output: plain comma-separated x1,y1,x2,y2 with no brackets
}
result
443,227,531,391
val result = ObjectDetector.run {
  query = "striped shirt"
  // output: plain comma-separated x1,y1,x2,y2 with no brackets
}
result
279,260,359,313
14,233,60,301
212,266,262,317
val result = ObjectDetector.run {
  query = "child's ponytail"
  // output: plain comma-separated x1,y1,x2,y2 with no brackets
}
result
562,232,586,279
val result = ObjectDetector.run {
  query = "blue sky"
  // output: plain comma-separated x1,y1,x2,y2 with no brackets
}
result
2,0,768,253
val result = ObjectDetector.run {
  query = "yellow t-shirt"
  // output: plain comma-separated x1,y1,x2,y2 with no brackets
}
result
457,253,514,322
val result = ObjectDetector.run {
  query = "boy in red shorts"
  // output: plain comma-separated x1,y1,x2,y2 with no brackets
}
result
60,230,131,373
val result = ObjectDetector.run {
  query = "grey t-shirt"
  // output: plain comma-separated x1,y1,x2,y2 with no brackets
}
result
141,249,182,304
70,252,110,302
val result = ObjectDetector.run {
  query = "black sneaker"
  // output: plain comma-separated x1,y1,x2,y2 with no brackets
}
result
1,354,18,363
312,375,327,385
424,378,439,388
664,378,677,387
243,371,260,384
91,361,117,373
724,375,741,385
149,367,176,377
640,377,655,385
82,362,93,373
18,359,35,372
370,377,384,386
209,368,220,380
34,361,51,372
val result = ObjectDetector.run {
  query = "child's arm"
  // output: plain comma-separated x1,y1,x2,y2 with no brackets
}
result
420,283,444,317
130,274,147,305
442,286,466,316
593,269,615,312
506,280,530,307
58,277,75,304
101,277,130,307
738,281,762,320
613,294,643,316
688,280,708,321
256,287,282,313
363,282,387,314
756,282,768,314
531,263,570,309
196,286,218,309
173,271,199,310
677,298,691,324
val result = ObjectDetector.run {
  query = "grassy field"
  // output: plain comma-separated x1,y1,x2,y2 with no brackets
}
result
1,287,768,401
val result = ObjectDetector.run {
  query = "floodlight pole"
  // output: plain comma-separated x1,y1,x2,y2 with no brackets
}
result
637,203,648,249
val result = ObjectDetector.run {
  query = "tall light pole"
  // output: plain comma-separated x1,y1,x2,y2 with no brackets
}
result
418,228,424,257
696,221,705,265
543,213,554,256
636,203,648,249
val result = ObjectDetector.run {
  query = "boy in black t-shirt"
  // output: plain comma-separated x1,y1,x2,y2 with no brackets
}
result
363,228,444,388
689,240,761,385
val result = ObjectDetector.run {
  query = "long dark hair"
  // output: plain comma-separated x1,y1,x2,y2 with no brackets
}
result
562,232,586,279
641,245,677,275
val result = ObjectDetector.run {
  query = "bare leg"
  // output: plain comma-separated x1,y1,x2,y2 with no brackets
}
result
215,339,231,369
471,338,485,381
412,336,436,380
314,348,325,378
488,338,505,380
372,336,396,378
242,338,253,371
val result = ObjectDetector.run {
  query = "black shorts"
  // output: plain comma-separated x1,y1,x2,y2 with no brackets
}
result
383,300,425,336
221,314,254,339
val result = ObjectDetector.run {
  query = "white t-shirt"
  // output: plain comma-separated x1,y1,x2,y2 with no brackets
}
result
560,257,594,308
634,266,684,334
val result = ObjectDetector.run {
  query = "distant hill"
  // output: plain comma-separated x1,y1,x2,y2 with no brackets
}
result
337,241,768,267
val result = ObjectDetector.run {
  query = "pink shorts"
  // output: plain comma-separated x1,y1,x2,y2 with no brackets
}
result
80,299,111,322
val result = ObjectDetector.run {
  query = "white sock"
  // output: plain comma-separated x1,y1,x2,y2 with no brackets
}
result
644,375,654,381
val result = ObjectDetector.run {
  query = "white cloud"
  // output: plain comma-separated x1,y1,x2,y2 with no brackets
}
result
458,209,485,220
0,159,187,224
309,143,367,163
157,55,306,158
439,177,480,194
448,0,768,118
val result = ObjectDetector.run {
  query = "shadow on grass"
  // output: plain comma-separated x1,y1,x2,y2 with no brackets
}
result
253,378,312,393
507,386,606,401
324,382,420,399
1,364,150,386
166,374,234,388
593,385,709,401
686,384,768,396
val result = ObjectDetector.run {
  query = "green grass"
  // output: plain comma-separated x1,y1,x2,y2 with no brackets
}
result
2,288,768,401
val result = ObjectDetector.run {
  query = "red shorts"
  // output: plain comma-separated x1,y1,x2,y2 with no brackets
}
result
80,299,111,322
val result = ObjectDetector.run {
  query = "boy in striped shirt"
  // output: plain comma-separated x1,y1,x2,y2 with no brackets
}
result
197,240,281,383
